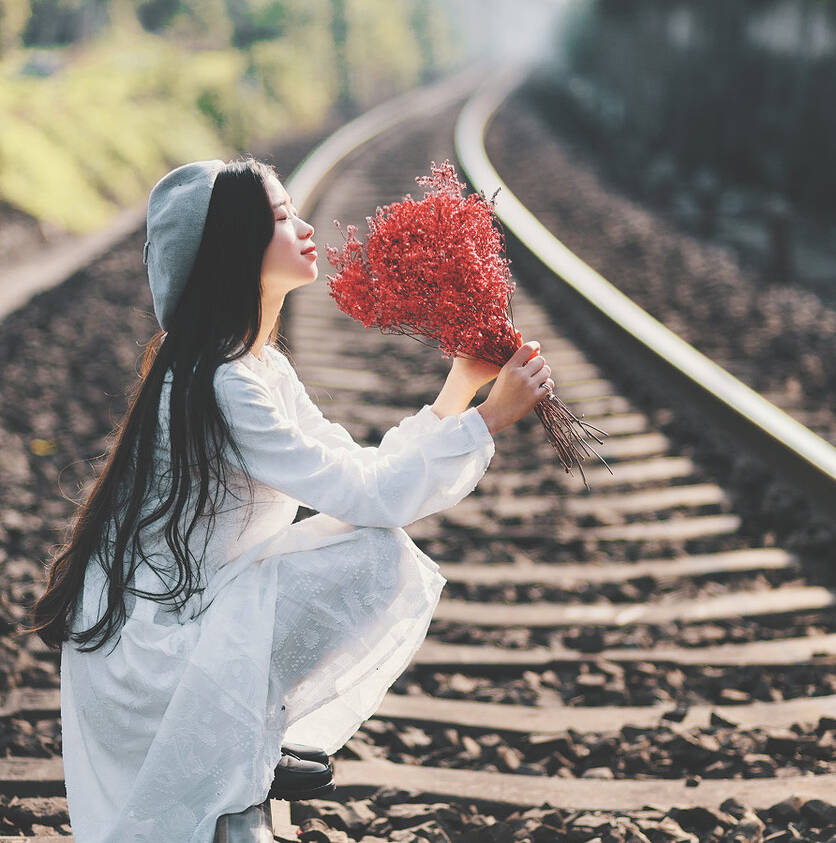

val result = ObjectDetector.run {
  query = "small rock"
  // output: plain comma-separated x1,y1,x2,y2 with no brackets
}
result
3,796,69,824
577,673,607,688
606,819,652,843
742,753,778,775
728,818,765,843
581,766,615,779
661,706,689,723
393,819,452,843
366,815,394,836
669,806,734,831
710,711,740,728
298,817,332,843
620,725,648,742
372,786,419,807
448,673,480,694
765,729,815,756
497,744,523,772
361,720,390,737
461,735,482,758
719,689,751,704
387,803,446,831
526,734,576,761
571,813,613,832
394,725,433,752
766,797,802,824
817,716,836,733
460,821,515,842
442,728,460,747
635,816,697,842
720,799,749,821
314,799,377,834
801,799,836,828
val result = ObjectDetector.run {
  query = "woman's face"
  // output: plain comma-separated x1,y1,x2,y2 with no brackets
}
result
260,174,317,304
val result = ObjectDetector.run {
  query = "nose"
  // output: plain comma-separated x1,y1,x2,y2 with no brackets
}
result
299,219,314,239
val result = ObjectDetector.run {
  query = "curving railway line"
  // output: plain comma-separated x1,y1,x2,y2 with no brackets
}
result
1,64,835,841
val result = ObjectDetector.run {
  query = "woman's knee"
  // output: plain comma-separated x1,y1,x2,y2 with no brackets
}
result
355,525,403,558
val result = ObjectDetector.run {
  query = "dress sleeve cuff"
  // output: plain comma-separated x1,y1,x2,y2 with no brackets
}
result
461,405,494,448
416,404,495,451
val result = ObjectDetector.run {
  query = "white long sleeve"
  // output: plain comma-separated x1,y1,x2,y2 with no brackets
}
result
285,361,438,464
214,362,494,528
286,371,378,458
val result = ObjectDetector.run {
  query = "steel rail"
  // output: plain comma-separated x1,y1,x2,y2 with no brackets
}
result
453,62,836,516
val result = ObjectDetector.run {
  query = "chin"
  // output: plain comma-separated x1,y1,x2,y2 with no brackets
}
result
292,272,317,291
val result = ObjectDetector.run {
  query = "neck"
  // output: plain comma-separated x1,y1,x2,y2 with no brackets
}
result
252,297,283,358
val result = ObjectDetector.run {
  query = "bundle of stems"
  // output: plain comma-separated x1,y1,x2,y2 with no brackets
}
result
456,341,611,491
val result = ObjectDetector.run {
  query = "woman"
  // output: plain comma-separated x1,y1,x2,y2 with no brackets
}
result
25,156,554,842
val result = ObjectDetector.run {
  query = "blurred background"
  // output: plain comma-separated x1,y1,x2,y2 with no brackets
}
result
2,0,835,299
4,0,834,431
0,0,557,252
534,0,836,304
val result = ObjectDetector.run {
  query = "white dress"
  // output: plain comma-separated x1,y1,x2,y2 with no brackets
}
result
60,343,495,843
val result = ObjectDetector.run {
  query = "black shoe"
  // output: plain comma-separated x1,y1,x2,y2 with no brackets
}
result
280,741,330,767
268,753,335,801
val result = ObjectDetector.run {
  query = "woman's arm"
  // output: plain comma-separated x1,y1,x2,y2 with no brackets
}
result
430,368,479,420
277,347,496,454
432,355,503,432
214,365,494,529
287,362,477,459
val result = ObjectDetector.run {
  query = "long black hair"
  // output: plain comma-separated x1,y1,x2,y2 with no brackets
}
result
22,155,286,654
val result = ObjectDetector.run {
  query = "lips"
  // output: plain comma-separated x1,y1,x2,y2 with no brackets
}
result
301,244,317,254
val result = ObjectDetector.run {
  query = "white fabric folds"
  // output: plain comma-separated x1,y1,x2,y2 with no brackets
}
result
60,343,495,842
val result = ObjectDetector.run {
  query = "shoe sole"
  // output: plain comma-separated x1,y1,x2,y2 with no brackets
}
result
270,778,336,801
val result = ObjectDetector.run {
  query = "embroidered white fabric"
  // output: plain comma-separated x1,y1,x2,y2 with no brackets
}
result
60,343,495,842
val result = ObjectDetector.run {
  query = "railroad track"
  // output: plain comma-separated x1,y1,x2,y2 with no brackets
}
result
2,65,835,841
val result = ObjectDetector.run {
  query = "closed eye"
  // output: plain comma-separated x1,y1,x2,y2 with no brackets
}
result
274,196,301,224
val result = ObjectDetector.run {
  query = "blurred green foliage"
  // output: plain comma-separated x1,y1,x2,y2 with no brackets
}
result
0,0,462,233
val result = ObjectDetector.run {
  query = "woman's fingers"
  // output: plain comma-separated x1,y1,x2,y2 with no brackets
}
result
513,341,541,365
524,358,549,378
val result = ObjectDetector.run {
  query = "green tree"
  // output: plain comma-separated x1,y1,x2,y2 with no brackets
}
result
226,0,286,48
22,0,109,46
137,0,231,46
136,0,181,33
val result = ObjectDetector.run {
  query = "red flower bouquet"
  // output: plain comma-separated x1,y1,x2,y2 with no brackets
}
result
325,160,609,489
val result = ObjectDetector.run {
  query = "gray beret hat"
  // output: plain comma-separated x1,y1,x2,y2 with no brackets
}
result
142,159,226,331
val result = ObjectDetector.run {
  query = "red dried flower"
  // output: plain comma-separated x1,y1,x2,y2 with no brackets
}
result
326,160,518,364
325,160,608,488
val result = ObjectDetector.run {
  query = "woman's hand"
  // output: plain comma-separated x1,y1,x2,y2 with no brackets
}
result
476,341,555,435
449,353,502,391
